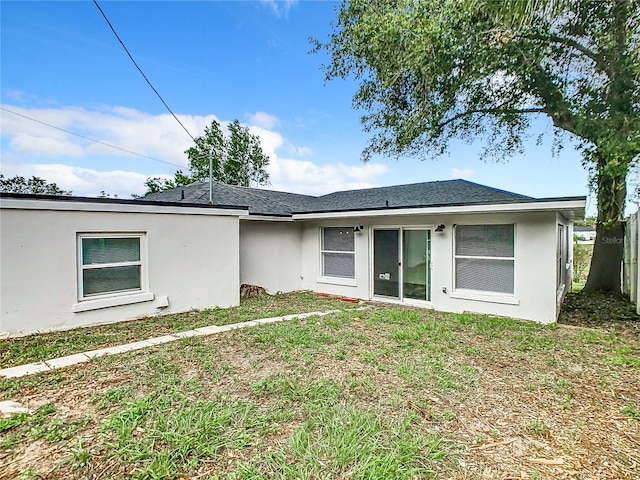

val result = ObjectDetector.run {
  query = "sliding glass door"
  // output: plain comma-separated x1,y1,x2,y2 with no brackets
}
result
402,230,431,301
373,228,430,302
373,229,400,298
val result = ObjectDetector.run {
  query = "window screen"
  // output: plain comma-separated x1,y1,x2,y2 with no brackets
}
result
455,224,514,294
321,227,355,279
82,238,140,265
80,235,143,298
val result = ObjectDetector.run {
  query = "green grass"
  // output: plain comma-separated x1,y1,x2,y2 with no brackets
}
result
0,291,353,369
248,407,448,480
1,293,638,479
0,403,91,450
621,405,640,420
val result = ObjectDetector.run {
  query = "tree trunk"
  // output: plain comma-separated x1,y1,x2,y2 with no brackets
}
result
583,153,627,294
582,221,624,293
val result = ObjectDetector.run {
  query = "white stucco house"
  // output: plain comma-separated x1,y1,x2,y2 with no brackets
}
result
574,225,596,244
0,179,585,337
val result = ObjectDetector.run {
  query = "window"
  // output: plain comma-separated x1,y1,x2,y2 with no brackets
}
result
78,234,144,300
321,227,355,279
557,225,565,287
557,224,569,289
454,224,514,294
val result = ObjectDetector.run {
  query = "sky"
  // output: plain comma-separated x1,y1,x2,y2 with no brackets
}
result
1,0,596,213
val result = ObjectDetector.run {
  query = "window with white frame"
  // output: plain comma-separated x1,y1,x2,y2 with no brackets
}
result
78,234,144,300
321,227,355,279
454,224,515,294
557,224,565,287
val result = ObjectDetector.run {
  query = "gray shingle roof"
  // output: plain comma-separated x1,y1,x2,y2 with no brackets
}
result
142,179,574,216
309,179,531,213
143,181,317,216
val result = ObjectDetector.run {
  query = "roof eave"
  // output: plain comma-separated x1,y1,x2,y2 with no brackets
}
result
291,198,586,220
0,194,249,216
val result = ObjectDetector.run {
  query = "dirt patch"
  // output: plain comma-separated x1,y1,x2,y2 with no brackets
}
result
559,291,640,335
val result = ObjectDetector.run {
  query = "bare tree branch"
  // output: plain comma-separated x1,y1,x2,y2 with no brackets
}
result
438,107,547,128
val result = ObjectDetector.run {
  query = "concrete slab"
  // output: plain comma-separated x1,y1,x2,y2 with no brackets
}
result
0,400,32,417
84,346,127,359
142,335,177,346
254,317,286,325
171,330,205,339
45,353,90,370
116,341,156,353
215,322,254,332
0,362,51,378
193,325,224,335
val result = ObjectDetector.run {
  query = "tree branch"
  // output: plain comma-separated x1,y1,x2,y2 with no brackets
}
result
438,107,547,128
520,32,606,74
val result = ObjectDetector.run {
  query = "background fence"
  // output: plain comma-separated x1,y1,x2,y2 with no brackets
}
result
623,210,640,313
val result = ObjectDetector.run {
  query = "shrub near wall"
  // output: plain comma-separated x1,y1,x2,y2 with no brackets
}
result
573,242,593,289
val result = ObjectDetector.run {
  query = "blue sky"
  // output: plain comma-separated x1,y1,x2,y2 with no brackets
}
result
1,0,594,212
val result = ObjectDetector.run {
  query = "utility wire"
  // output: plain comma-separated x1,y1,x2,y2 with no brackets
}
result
93,0,196,142
0,106,186,169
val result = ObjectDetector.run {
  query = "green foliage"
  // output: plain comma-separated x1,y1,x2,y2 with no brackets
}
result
621,405,640,420
320,0,639,167
575,217,597,228
0,174,71,195
258,406,448,479
573,242,593,285
145,119,270,194
320,0,640,289
224,120,270,187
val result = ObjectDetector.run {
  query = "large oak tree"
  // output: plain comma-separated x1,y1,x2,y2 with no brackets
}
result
319,0,640,293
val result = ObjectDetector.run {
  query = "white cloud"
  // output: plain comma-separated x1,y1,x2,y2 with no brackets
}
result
247,111,280,129
452,168,476,179
268,158,388,196
260,0,297,17
1,103,389,198
0,161,153,198
0,104,214,168
288,145,312,157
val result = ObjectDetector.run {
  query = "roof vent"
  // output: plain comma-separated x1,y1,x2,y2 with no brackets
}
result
181,189,185,200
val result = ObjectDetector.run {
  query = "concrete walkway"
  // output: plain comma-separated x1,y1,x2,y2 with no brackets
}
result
0,308,354,380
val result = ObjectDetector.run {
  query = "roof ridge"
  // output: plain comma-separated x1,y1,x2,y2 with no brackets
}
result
211,181,310,213
209,181,318,200
453,179,533,199
315,178,504,198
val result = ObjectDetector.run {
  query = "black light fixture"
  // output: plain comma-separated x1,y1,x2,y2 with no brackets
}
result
435,223,446,232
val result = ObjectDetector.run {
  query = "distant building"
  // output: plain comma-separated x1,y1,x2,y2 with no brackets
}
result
574,226,596,244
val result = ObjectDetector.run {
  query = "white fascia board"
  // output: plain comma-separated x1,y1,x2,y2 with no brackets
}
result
240,215,294,222
0,198,248,217
291,199,586,220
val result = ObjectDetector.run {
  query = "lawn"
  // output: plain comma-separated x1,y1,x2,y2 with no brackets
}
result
1,293,638,479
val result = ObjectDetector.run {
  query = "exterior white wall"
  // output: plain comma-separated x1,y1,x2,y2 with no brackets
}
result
239,220,302,293
1,206,240,337
300,212,561,323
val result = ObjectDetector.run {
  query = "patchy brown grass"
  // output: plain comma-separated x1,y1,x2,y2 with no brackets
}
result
1,294,638,479
0,291,353,369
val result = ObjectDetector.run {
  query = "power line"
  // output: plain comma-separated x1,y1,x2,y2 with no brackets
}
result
0,106,186,169
93,0,196,142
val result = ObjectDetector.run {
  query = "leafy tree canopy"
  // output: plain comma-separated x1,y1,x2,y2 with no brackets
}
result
0,174,71,195
319,0,640,292
145,119,270,195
